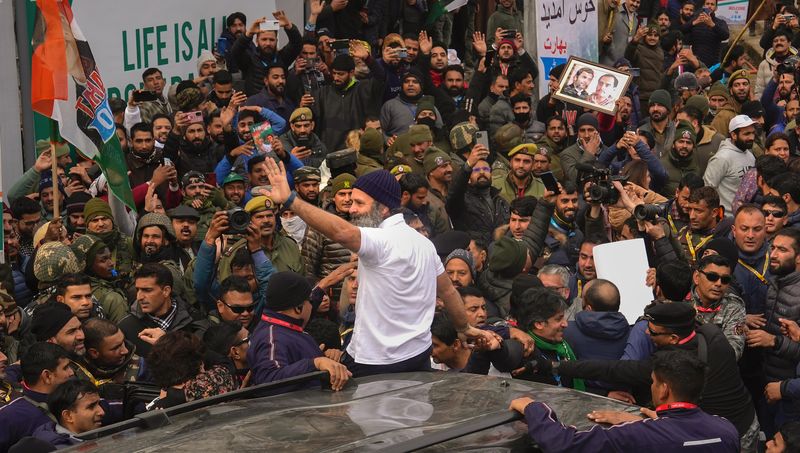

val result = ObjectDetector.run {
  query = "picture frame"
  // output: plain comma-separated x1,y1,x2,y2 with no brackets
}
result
552,56,633,115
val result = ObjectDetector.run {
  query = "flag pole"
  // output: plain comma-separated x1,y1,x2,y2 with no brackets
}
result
49,119,60,220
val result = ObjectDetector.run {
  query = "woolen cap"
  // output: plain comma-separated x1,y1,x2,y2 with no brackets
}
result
445,248,475,279
649,89,673,109
265,271,313,311
423,148,451,174
65,192,92,215
489,237,528,279
360,128,384,157
673,121,697,145
699,237,739,272
331,54,355,72
432,230,471,259
685,95,709,117
406,124,433,144
31,302,75,341
674,72,700,91
352,170,401,209
644,302,696,330
575,113,599,131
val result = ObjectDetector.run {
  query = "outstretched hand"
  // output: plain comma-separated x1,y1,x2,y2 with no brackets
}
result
263,158,291,204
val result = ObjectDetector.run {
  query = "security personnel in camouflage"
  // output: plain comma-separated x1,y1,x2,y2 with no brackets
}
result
29,242,82,309
83,198,135,280
70,235,129,323
448,122,479,168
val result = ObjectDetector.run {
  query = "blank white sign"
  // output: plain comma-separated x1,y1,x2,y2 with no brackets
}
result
593,238,653,324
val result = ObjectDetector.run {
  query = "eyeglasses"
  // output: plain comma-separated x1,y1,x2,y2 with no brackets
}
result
233,336,250,347
647,326,674,337
221,301,256,314
471,166,491,173
699,270,732,284
762,209,786,218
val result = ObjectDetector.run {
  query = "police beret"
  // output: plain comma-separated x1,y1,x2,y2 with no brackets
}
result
644,302,696,330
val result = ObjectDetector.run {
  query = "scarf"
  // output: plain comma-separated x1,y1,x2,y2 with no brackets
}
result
146,301,177,330
91,229,120,252
282,215,307,244
529,331,586,391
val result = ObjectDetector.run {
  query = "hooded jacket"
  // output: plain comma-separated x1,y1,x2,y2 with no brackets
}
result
710,93,741,136
563,311,630,361
133,214,195,307
703,138,756,215
229,26,303,96
695,125,725,176
659,146,701,197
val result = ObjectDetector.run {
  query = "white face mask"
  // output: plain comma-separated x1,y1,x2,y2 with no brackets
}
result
282,215,306,244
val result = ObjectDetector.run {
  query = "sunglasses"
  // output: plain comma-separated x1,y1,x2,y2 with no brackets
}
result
762,209,786,218
471,166,491,173
221,300,256,314
699,270,732,284
647,326,674,337
233,336,250,347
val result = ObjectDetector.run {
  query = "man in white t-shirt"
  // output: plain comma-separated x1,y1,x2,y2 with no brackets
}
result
264,159,496,376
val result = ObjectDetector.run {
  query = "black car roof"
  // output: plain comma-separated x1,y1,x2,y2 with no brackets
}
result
69,371,639,452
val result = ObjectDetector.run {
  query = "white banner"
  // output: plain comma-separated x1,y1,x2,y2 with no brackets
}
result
71,0,304,99
534,0,599,98
593,239,652,324
716,0,749,25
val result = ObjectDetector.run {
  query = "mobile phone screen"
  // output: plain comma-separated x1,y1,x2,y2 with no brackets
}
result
539,171,560,193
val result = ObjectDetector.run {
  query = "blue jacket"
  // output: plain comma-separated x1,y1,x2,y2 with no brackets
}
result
733,242,771,314
597,140,668,192
523,402,739,453
564,311,630,361
0,388,54,452
193,241,274,316
247,310,322,390
621,319,656,361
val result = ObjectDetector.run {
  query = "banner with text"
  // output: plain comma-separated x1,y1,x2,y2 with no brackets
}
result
716,0,749,25
535,0,599,98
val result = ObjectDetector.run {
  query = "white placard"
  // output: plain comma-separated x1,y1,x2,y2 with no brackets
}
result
593,238,652,324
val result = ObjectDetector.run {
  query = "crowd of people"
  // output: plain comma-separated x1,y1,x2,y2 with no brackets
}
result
2,0,800,451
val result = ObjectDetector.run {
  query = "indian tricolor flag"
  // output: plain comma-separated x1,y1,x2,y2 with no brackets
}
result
31,0,135,211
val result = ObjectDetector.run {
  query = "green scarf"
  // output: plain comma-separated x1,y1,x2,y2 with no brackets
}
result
529,331,586,391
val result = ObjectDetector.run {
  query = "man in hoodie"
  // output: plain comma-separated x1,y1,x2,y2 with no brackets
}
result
231,13,302,96
380,71,434,137
704,115,757,215
624,24,664,104
83,198,135,279
485,0,523,47
563,279,630,395
712,71,750,136
133,213,194,306
489,68,535,137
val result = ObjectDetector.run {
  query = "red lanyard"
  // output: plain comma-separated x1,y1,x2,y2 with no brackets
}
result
678,331,696,345
261,315,304,333
655,402,698,412
695,304,721,313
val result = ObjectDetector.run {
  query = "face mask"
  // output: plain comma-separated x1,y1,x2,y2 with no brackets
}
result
282,215,307,243
514,111,531,124
417,116,436,129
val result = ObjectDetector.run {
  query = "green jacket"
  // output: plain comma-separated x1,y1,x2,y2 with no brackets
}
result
7,167,41,204
535,136,567,183
218,234,304,275
493,173,545,203
356,154,383,177
659,149,701,197
90,276,130,323
486,5,524,47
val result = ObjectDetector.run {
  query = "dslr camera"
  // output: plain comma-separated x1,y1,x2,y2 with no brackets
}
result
579,165,628,205
634,203,668,222
225,207,251,235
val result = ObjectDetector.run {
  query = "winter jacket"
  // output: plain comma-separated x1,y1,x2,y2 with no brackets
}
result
162,132,225,178
379,95,442,138
597,140,668,191
488,96,514,138
485,4,524,47
535,135,568,183
559,143,602,186
230,27,303,96
659,147,701,197
563,311,630,393
680,13,730,66
118,297,206,357
690,289,747,360
89,276,129,323
638,120,676,159
302,204,352,281
446,161,510,246
311,57,386,152
0,387,54,452
247,310,323,390
522,402,739,453
559,323,756,435
492,172,545,203
710,95,740,137
703,138,755,215
279,131,328,169
763,271,800,382
678,217,734,265
601,4,637,66
624,41,664,102
733,242,771,314
695,125,725,176
245,89,297,125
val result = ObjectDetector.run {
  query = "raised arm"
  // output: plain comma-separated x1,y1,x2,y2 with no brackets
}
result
263,158,362,252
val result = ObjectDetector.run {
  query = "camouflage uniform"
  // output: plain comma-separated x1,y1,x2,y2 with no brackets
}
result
27,242,83,310
691,289,747,360
70,343,143,401
71,235,130,323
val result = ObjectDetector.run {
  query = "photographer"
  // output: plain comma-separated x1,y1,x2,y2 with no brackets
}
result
193,210,275,315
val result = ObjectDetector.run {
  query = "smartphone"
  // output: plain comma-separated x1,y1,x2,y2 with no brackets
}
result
702,7,712,14
539,171,560,194
205,172,217,186
216,37,229,55
485,49,495,67
397,48,409,59
681,44,691,50
330,39,350,51
260,20,280,31
185,110,204,124
132,90,159,102
475,130,490,149
629,67,641,77
784,14,795,20
503,29,517,39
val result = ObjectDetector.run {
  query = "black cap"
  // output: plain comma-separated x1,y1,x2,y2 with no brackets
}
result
31,303,75,341
644,303,696,330
167,205,200,221
431,231,471,259
325,148,358,170
265,271,313,311
741,100,765,119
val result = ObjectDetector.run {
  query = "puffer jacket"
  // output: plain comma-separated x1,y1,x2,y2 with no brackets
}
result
624,40,664,103
446,161,510,246
695,125,724,176
764,272,800,381
302,204,352,282
659,146,701,197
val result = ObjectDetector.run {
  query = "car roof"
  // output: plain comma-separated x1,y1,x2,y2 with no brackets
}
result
69,372,639,452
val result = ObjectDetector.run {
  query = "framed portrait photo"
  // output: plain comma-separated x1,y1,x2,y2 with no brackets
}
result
552,57,633,116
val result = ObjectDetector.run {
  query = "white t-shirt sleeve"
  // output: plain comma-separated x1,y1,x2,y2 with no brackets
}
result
358,227,388,265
